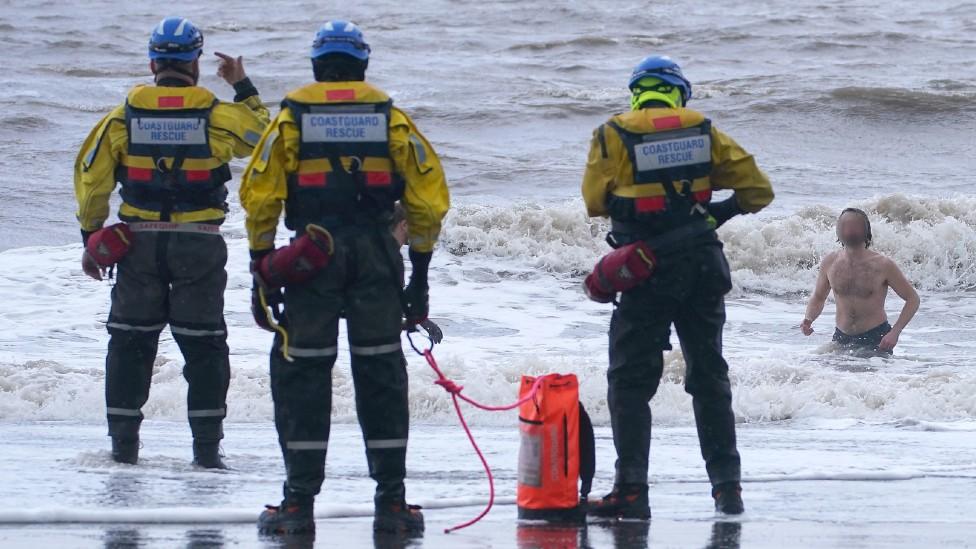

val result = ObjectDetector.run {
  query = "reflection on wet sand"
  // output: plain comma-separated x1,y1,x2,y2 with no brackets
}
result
515,520,741,549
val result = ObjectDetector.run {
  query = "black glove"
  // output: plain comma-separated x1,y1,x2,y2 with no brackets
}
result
249,250,282,332
706,196,744,229
251,282,283,332
403,279,429,329
403,249,432,328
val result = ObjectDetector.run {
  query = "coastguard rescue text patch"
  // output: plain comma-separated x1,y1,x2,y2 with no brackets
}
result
130,118,207,145
634,134,711,172
301,113,387,143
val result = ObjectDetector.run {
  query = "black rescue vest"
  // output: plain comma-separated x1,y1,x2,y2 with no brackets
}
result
283,99,404,231
118,100,230,219
605,119,714,238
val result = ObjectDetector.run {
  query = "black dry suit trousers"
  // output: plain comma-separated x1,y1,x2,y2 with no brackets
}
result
608,239,741,488
270,229,409,505
105,230,230,442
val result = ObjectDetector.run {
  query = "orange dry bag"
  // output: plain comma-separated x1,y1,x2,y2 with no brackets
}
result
517,374,595,523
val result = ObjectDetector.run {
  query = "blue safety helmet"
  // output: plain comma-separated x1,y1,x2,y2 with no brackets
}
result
148,17,204,61
311,20,370,61
628,56,692,105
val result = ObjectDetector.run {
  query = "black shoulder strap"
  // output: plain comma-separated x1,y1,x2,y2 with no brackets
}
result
597,124,608,159
578,402,595,500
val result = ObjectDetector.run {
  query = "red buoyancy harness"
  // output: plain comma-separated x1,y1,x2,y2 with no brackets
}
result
517,374,595,523
253,224,335,289
583,240,657,303
86,223,134,267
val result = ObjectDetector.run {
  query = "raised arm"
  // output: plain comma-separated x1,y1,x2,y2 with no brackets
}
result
878,259,920,351
802,254,834,335
215,52,271,126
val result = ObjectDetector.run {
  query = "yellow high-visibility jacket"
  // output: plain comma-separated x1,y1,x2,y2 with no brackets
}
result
75,85,269,232
582,107,773,218
240,81,449,254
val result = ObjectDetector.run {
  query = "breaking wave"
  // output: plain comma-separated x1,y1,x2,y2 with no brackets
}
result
440,193,976,293
1,195,974,427
4,348,975,427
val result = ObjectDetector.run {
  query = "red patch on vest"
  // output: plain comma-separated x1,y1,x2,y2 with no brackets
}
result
326,89,356,101
635,196,666,213
693,189,713,203
184,170,211,182
298,172,327,187
365,171,392,187
157,96,185,108
127,167,153,182
652,116,682,130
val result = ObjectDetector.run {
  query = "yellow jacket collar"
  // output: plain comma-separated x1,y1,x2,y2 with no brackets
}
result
612,107,705,133
285,81,390,104
126,85,217,110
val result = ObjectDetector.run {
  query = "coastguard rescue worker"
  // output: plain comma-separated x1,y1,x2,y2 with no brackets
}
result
74,17,269,468
240,21,449,536
581,56,773,517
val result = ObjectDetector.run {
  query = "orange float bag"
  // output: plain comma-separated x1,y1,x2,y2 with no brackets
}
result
517,374,595,523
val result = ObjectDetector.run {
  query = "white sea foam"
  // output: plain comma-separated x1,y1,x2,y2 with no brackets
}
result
441,193,976,293
1,195,974,426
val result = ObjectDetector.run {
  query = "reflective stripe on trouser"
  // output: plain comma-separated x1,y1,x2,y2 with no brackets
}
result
270,229,409,500
106,322,167,332
286,345,338,358
170,325,227,337
607,241,740,487
105,230,229,440
350,342,401,356
188,408,226,418
365,438,407,449
107,407,142,417
287,440,329,450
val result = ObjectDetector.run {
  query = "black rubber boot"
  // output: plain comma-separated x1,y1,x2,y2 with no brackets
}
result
712,482,744,515
192,440,227,470
111,437,139,465
372,482,424,533
373,500,425,534
108,420,140,465
586,484,650,520
258,496,315,536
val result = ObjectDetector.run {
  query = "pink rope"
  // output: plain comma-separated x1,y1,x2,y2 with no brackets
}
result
422,349,551,533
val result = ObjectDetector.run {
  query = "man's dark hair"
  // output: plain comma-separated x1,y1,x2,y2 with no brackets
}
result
836,207,873,248
154,59,196,79
313,53,368,82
